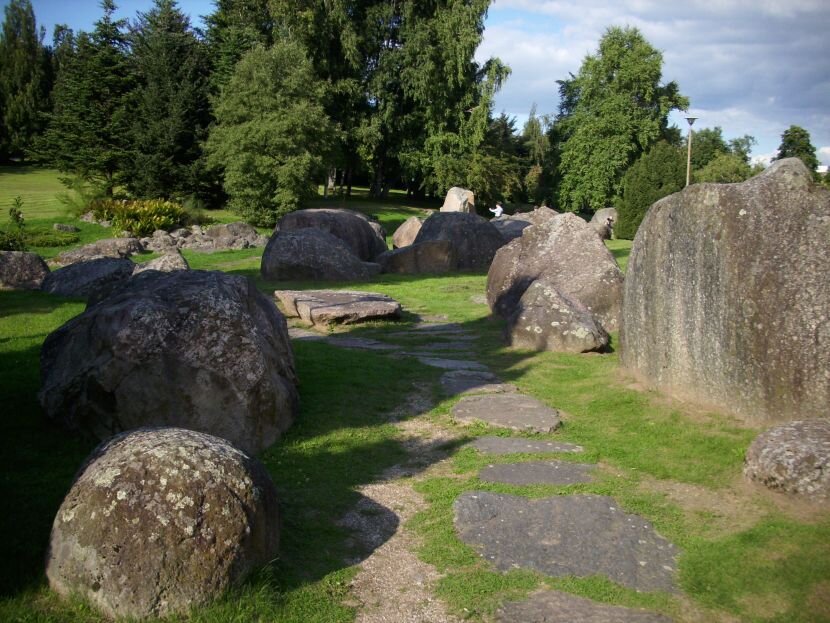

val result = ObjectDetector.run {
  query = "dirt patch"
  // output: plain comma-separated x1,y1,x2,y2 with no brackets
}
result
807,581,830,619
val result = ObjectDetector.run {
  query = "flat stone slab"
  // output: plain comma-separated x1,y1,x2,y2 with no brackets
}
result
325,336,400,351
497,590,673,623
288,327,325,340
414,357,488,371
479,461,595,485
440,371,518,396
452,394,561,433
469,436,583,455
412,341,476,352
454,492,679,593
274,289,401,326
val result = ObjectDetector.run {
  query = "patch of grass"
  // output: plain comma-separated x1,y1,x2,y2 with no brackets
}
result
606,238,632,272
0,166,68,221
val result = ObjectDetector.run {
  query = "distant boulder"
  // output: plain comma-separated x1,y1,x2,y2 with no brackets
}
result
440,187,476,213
0,251,49,290
590,207,617,240
414,212,504,271
205,222,268,249
52,223,80,233
491,206,561,243
392,216,424,248
51,237,143,267
41,257,134,300
621,158,830,422
261,228,381,281
39,270,299,454
377,240,457,274
275,208,387,260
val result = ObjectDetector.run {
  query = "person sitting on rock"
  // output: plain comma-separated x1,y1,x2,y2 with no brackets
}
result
489,203,504,218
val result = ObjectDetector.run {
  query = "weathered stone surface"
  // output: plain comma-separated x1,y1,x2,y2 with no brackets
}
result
487,212,624,331
415,357,488,371
590,207,618,240
52,223,80,233
621,159,830,422
440,187,475,213
52,237,143,267
0,250,50,290
41,257,134,299
479,461,595,485
414,212,505,271
132,249,189,274
39,270,298,455
507,279,610,353
744,419,830,499
392,216,424,248
469,436,583,455
274,289,401,326
261,228,381,281
141,223,268,253
46,427,280,619
452,394,561,433
205,221,268,249
497,590,673,623
440,370,517,396
454,492,679,592
275,208,387,260
325,336,400,351
377,240,457,274
491,207,560,243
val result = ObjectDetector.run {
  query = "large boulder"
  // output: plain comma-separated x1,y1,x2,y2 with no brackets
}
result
487,212,624,331
376,240,457,274
52,237,143,267
39,270,299,454
413,212,504,271
392,216,424,248
261,228,381,281
492,206,562,243
275,208,387,260
0,250,50,290
41,257,134,300
590,207,618,240
507,279,609,353
440,187,475,213
46,427,280,619
621,159,830,422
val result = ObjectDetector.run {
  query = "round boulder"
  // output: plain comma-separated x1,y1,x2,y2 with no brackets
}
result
440,187,476,213
275,208,387,260
392,215,424,248
413,212,504,271
39,270,299,455
46,427,280,619
744,419,830,499
0,250,50,290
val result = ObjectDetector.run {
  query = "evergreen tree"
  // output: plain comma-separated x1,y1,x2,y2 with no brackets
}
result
616,141,685,239
0,0,51,161
36,1,133,195
128,0,213,201
205,41,335,226
557,26,688,213
773,125,819,172
204,0,272,91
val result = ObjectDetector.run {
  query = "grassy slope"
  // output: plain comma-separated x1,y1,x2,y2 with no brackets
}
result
1,167,827,622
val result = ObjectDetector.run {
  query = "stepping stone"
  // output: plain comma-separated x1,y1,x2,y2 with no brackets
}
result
441,371,518,396
412,341,475,352
497,590,673,623
412,322,468,334
479,461,594,485
288,327,324,340
414,357,488,371
454,492,679,593
274,289,401,326
469,436,583,455
325,336,400,351
452,394,561,433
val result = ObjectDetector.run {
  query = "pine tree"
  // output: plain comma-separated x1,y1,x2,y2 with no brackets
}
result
773,125,819,173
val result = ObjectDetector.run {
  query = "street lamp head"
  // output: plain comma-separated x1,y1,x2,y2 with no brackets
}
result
686,116,698,127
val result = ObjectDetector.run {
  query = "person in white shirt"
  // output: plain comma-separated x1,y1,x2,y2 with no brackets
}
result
489,202,504,218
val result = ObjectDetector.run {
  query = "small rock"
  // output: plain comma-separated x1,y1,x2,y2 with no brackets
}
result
452,394,561,433
52,223,80,233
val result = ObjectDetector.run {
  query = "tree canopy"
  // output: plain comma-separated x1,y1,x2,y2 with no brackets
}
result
773,125,819,172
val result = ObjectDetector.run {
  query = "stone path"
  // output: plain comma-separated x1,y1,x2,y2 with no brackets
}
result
288,317,677,621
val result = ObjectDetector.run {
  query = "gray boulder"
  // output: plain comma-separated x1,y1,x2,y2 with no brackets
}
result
413,212,504,271
205,221,268,249
377,240,457,274
507,279,609,353
621,158,830,422
274,289,401,326
261,228,381,281
490,216,531,242
52,223,80,233
590,207,618,240
440,187,475,213
487,212,624,331
275,208,387,261
132,249,189,274
52,237,143,267
392,216,424,248
0,251,50,290
744,419,830,499
46,427,280,619
39,270,299,454
41,257,134,299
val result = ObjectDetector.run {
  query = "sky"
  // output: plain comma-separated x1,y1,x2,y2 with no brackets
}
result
15,0,830,166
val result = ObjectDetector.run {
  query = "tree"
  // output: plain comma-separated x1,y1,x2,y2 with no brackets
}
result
773,125,819,172
695,152,754,184
0,0,51,161
522,104,553,204
557,26,688,213
127,0,214,202
205,41,335,226
36,0,133,195
204,0,272,91
616,141,685,239
689,126,728,170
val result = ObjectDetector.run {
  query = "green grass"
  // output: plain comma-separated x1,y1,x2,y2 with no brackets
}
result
1,166,828,623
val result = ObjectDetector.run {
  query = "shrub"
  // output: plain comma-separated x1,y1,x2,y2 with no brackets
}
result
24,228,80,247
0,198,28,251
89,198,187,237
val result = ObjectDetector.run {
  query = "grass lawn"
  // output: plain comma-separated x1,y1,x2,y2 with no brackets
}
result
1,166,827,622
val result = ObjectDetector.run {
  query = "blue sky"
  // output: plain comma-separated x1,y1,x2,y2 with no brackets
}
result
14,0,830,165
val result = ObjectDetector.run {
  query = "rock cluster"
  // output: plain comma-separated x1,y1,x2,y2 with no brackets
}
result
51,237,143,267
141,222,268,253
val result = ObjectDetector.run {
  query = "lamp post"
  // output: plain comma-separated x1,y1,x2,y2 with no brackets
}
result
685,116,698,187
